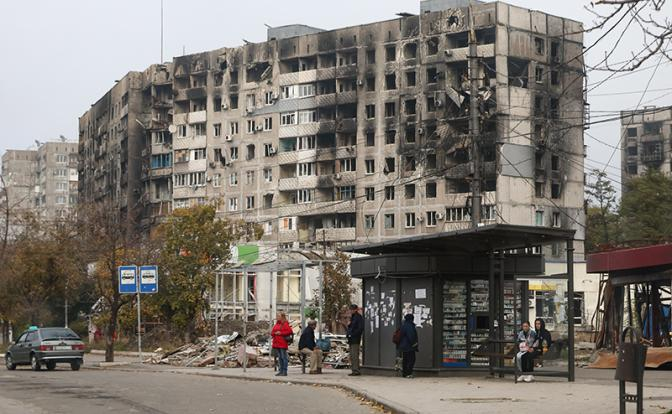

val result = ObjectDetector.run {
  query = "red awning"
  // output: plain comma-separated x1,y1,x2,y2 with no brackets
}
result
587,244,672,273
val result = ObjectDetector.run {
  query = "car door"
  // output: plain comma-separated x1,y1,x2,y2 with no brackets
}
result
11,332,29,363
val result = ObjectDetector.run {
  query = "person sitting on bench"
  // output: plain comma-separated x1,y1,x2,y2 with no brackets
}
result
299,320,323,374
516,321,538,383
534,318,552,367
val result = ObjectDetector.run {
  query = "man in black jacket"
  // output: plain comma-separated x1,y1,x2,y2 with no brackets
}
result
347,304,364,376
298,320,323,374
398,313,419,378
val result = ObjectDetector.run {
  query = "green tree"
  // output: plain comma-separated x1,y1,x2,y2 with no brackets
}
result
317,252,355,333
157,205,242,342
620,169,672,243
585,169,619,251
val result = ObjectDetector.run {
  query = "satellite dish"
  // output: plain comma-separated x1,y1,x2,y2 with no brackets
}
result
168,125,177,134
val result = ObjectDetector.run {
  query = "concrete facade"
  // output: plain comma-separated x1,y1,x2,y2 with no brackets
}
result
620,105,672,187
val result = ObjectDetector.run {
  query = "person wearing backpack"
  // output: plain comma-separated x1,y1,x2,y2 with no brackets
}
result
271,312,293,376
398,313,419,378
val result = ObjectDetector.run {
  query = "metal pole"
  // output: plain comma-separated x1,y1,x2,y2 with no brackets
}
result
567,239,575,382
300,262,306,331
243,268,248,372
137,290,142,364
213,273,219,369
64,298,69,328
318,261,324,339
468,2,481,227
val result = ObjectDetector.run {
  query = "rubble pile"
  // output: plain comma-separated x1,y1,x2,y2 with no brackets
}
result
148,324,355,369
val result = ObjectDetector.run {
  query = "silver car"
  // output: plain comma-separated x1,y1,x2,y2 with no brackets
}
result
5,327,85,371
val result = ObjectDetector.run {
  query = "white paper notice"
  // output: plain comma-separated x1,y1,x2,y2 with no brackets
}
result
415,288,426,299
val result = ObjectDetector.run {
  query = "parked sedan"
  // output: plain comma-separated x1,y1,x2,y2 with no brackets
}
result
5,327,85,371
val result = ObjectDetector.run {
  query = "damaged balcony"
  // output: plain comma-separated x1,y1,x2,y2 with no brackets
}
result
278,199,356,217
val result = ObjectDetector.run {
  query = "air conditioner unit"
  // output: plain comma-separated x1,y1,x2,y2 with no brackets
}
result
436,212,445,220
221,103,229,110
417,128,425,135
334,173,342,180
272,93,280,101
444,50,453,57
225,135,232,141
209,162,217,169
268,147,277,155
255,124,264,131
435,99,444,108
206,176,212,182
357,79,364,86
416,216,424,222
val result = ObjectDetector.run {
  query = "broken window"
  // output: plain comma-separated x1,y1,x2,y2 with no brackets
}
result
550,41,560,61
534,37,545,55
366,104,376,119
366,49,376,64
384,213,395,229
385,186,395,200
427,153,437,169
508,58,529,88
384,157,395,173
405,126,416,143
405,156,416,172
385,102,396,117
427,96,436,112
627,127,638,137
627,145,638,156
551,183,561,199
406,71,416,87
366,131,375,146
214,97,222,112
230,94,238,109
627,164,637,174
386,45,396,62
230,71,238,84
551,155,559,171
366,76,376,92
550,98,559,119
534,96,544,114
246,62,271,83
405,184,415,199
551,70,559,86
365,187,375,201
427,37,439,55
535,182,545,198
643,121,662,135
426,182,437,198
246,144,255,160
385,73,397,90
535,66,544,83
405,99,417,115
427,67,438,84
403,42,417,59
385,130,396,144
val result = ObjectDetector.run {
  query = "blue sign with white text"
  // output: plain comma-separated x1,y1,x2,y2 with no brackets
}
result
118,266,137,294
139,265,159,293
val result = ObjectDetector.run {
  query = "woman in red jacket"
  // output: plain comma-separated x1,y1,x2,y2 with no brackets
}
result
271,312,293,376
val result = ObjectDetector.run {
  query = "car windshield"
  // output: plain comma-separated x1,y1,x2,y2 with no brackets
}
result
40,328,80,340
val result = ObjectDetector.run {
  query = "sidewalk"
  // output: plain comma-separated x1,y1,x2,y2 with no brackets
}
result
93,359,672,414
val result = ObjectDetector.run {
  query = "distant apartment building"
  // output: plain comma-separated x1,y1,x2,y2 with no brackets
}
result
621,105,672,186
1,139,78,224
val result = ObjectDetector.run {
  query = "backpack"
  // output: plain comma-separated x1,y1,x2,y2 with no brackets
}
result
284,333,294,345
392,329,402,346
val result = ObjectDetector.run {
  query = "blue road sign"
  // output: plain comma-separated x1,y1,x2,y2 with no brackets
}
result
139,265,159,293
118,266,137,294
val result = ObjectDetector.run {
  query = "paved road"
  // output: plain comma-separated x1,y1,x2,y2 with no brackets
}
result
0,366,379,414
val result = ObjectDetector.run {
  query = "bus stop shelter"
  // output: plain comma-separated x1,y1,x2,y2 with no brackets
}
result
344,224,577,381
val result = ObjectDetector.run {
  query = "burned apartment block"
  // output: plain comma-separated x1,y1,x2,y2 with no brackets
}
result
621,105,672,187
78,64,173,228
162,1,585,257
78,1,586,259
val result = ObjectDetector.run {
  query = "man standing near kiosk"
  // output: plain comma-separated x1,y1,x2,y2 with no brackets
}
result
347,304,364,376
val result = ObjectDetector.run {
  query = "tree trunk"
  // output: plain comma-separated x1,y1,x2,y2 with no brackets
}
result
105,303,119,362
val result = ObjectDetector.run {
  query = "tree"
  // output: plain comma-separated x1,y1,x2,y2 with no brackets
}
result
585,169,620,251
157,205,243,342
318,252,355,333
620,169,672,243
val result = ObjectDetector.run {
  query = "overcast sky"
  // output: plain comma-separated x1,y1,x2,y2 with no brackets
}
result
1,0,670,187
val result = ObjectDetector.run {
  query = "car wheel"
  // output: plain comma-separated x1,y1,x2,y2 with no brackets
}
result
30,354,41,371
5,354,16,371
46,361,56,371
70,360,81,371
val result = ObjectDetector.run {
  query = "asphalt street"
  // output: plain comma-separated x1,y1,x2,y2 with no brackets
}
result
0,366,379,414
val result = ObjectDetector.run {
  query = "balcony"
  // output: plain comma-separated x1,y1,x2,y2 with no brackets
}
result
335,65,357,78
173,134,207,150
150,167,172,178
641,152,664,163
152,143,172,154
314,227,356,242
316,93,336,107
444,43,495,63
279,199,356,217
278,69,318,86
316,67,336,81
335,118,357,133
172,186,205,199
173,158,206,173
277,149,318,165
278,175,320,191
278,231,298,243
336,90,357,104
279,122,321,138
188,110,207,123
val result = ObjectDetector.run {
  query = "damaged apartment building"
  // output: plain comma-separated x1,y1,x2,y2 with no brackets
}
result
79,0,592,324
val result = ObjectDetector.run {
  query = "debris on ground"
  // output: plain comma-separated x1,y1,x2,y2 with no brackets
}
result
147,323,358,369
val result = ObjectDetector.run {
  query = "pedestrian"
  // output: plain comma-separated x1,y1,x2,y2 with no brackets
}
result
271,312,293,376
534,318,552,367
298,320,323,374
398,313,419,378
515,321,538,382
347,304,364,376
